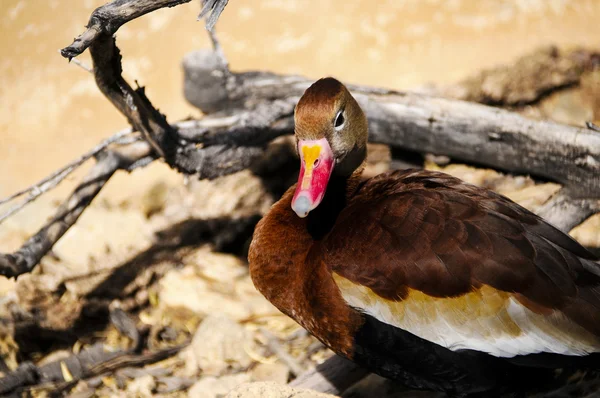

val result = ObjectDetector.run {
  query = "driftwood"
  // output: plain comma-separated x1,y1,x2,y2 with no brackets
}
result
0,0,598,396
184,51,600,199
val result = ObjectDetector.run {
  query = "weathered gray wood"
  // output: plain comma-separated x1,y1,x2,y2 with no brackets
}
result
537,189,600,232
183,50,600,198
289,355,369,395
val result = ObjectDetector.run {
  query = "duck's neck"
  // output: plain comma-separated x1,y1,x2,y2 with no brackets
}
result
306,160,365,240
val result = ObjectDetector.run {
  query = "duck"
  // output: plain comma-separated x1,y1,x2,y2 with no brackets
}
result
248,77,600,396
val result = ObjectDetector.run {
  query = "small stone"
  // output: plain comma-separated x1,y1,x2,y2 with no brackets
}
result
250,362,290,384
181,315,253,376
159,249,279,321
188,374,250,398
126,374,156,396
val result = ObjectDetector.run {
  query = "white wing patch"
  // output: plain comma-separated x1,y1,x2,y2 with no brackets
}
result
332,273,600,358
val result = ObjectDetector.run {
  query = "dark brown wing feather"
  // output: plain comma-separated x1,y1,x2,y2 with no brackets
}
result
323,169,600,334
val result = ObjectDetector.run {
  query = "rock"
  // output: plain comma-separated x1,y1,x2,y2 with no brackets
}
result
448,46,599,106
226,381,337,398
159,249,278,321
126,374,156,396
188,374,250,398
251,362,290,384
186,249,248,287
47,204,152,278
182,315,254,376
165,170,273,222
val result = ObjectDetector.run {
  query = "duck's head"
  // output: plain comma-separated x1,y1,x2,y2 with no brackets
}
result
291,77,368,218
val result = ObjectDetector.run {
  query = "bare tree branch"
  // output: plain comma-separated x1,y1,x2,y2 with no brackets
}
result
60,0,193,60
198,0,229,31
0,307,188,395
87,31,171,160
59,0,230,58
537,189,600,233
0,130,138,222
0,142,152,279
0,103,296,280
183,56,600,198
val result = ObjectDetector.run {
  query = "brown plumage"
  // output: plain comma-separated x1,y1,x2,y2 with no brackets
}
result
248,77,600,396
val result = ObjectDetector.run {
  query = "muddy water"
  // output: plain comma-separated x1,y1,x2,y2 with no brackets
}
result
1,0,600,196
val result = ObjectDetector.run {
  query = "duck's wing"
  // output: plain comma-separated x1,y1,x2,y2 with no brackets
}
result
324,169,600,358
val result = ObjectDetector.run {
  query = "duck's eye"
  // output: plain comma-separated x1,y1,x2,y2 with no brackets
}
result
334,110,345,130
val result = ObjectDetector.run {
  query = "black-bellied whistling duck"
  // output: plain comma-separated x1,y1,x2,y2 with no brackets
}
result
248,77,600,396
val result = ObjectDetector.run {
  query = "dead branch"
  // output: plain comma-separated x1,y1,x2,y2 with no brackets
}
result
183,52,600,199
60,0,279,176
0,142,152,279
0,341,187,396
0,306,187,395
0,104,295,280
61,0,232,175
0,0,283,279
259,328,305,377
60,0,193,60
0,129,137,223
537,189,600,233
198,0,230,31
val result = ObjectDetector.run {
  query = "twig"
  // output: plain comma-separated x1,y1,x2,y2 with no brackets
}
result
259,328,305,377
0,303,187,395
63,1,261,176
60,0,194,60
198,0,229,31
3,343,188,395
587,121,600,132
0,104,294,280
0,130,138,223
207,28,230,75
59,49,93,73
